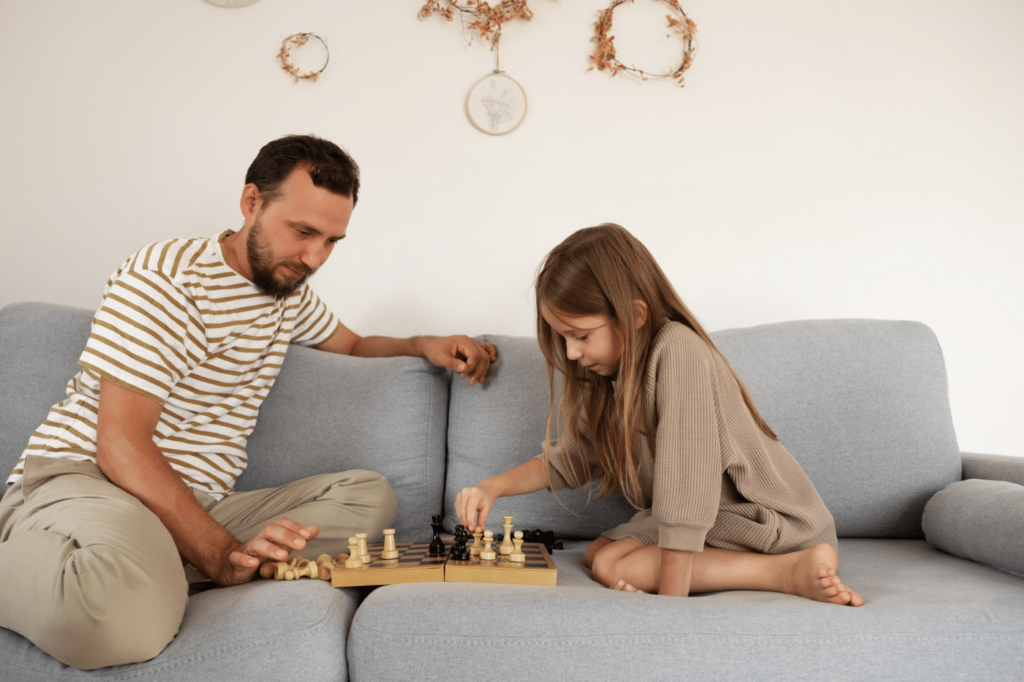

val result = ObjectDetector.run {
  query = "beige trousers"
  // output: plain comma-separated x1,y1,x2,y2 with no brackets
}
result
0,456,397,670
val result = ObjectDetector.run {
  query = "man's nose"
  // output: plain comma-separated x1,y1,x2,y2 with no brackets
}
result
301,245,325,270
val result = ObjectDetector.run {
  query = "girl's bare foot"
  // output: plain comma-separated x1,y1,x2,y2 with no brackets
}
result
610,579,647,594
785,544,864,606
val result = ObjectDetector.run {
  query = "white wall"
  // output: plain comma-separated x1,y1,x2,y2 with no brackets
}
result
1,0,1021,456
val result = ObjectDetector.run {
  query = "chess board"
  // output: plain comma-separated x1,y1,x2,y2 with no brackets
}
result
330,541,558,588
331,542,446,588
445,542,557,586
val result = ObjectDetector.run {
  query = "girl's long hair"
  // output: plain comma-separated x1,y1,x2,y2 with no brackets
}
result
536,223,777,509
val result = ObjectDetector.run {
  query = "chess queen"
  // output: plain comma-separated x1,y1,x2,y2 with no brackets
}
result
455,224,863,606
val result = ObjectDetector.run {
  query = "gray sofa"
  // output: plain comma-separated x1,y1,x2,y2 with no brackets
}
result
1,301,1022,681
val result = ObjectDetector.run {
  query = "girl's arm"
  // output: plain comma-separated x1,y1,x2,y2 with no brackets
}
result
455,458,550,532
658,548,695,596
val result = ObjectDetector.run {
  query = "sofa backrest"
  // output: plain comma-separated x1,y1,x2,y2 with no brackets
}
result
445,319,962,540
0,302,449,540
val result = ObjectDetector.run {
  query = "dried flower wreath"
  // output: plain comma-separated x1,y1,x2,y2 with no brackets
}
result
418,0,542,46
590,0,697,86
277,33,330,84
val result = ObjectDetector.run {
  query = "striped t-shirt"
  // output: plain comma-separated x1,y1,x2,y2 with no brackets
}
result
7,231,340,499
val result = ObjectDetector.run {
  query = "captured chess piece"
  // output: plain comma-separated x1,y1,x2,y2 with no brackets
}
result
509,531,526,563
428,514,446,556
356,533,371,564
499,515,515,555
469,527,484,557
344,537,364,569
451,524,471,561
480,530,497,562
380,529,399,560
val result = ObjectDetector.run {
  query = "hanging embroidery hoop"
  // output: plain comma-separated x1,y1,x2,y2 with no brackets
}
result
466,72,528,136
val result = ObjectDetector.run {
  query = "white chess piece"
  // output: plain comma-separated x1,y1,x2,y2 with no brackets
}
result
470,527,483,557
344,537,364,568
380,528,399,560
356,533,371,564
480,530,497,562
509,531,526,563
499,516,514,555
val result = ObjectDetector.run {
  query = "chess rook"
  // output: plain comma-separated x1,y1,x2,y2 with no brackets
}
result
356,533,371,564
380,529,399,560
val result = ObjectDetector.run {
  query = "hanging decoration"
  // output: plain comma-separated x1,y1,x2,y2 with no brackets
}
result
420,1,543,135
277,33,330,84
589,0,697,87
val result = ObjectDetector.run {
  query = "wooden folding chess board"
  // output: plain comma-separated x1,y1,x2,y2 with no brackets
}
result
330,541,557,588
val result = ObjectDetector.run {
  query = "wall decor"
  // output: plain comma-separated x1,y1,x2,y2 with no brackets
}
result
277,33,329,84
590,0,697,86
466,72,528,135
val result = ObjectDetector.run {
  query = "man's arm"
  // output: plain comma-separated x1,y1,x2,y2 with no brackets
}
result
95,378,315,586
314,322,497,386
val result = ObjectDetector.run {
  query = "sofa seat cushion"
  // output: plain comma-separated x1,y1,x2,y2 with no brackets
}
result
0,580,361,681
923,478,1024,579
348,539,1024,682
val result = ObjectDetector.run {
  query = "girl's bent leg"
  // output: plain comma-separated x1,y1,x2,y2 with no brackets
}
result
589,538,863,606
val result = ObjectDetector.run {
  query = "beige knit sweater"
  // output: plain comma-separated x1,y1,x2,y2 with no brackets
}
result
541,321,837,554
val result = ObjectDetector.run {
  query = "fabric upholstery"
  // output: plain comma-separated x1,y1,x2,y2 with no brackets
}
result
923,478,1024,579
962,452,1024,487
349,539,1024,682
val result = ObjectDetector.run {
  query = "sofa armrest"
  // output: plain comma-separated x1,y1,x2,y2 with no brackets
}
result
961,452,1024,487
922,478,1024,579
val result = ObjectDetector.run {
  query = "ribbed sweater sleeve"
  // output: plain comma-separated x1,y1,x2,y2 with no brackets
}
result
650,325,723,552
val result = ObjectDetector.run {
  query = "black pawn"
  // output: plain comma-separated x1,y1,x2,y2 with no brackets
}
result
428,514,446,556
451,524,471,561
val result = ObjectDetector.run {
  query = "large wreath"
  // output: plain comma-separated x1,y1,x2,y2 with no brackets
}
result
590,0,697,86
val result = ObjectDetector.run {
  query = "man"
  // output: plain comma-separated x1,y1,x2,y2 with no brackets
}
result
0,135,497,669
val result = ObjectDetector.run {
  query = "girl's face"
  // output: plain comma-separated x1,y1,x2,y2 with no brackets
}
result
541,305,624,376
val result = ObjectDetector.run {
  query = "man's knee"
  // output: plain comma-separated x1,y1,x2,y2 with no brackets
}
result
357,470,397,533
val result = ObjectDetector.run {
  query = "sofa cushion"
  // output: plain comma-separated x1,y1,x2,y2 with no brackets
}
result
0,302,91,476
0,581,360,681
348,539,1024,682
444,320,961,540
922,478,1024,579
240,344,449,540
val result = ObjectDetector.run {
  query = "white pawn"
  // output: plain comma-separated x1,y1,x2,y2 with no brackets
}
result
470,527,483,557
509,531,526,563
344,537,364,569
480,530,497,562
380,528,399,560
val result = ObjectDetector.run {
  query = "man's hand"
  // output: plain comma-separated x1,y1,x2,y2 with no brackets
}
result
421,335,497,386
214,518,320,587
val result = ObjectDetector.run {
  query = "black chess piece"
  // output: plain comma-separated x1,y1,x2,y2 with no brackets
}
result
428,514,446,556
451,524,471,561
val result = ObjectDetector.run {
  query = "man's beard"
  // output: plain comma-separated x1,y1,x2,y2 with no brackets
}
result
245,216,314,300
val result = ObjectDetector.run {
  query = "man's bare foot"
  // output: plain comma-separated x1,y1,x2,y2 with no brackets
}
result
610,578,647,594
784,544,864,606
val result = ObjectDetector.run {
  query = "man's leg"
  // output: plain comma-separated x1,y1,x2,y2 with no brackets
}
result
208,469,397,558
0,457,188,669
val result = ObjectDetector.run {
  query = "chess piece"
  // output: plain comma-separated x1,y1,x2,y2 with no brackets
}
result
344,537,364,569
259,562,277,580
480,530,496,562
469,527,484,557
509,531,526,563
380,529,399,559
316,554,335,580
499,516,514,555
428,514,446,556
451,525,471,561
356,533,371,564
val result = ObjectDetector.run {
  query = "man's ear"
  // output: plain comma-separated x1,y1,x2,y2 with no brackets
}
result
239,183,263,222
632,300,648,330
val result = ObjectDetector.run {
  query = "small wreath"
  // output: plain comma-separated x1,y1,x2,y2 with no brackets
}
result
277,33,329,84
590,0,697,87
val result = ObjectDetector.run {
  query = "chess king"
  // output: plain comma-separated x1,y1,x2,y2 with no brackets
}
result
0,135,497,670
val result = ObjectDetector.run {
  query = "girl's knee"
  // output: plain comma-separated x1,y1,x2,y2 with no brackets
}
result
590,543,626,587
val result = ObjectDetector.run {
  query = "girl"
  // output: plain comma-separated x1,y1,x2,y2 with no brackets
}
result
456,224,863,605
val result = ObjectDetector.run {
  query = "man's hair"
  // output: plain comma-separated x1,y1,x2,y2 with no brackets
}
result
245,134,360,207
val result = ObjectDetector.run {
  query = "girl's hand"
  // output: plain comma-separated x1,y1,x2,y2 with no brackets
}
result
455,482,498,532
